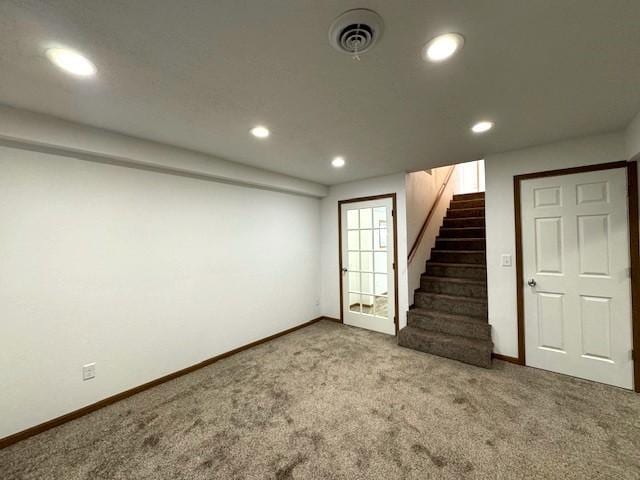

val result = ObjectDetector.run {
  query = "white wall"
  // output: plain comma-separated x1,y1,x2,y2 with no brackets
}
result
319,174,409,328
405,167,457,298
627,110,640,161
485,132,627,357
455,160,485,194
0,144,321,438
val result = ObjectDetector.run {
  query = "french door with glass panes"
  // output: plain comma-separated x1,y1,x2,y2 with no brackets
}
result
340,196,396,335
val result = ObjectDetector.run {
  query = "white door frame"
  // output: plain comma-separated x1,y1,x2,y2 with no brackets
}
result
513,161,640,392
338,193,398,335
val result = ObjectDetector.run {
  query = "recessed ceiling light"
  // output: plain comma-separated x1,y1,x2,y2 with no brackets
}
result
45,47,96,77
423,33,464,62
250,126,270,138
471,121,494,134
332,156,345,168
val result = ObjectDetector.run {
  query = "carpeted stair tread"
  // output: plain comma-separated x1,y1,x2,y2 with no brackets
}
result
414,291,488,318
430,250,487,265
439,227,486,238
420,274,487,297
446,207,485,218
415,291,487,304
420,275,486,285
398,326,493,368
431,248,486,253
453,192,485,201
436,237,486,241
450,199,485,209
435,238,486,250
409,307,489,324
407,309,492,340
425,262,487,280
443,217,485,228
403,328,492,351
426,261,487,269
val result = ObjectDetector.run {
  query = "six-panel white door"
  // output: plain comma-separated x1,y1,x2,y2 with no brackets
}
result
521,167,633,389
341,198,396,335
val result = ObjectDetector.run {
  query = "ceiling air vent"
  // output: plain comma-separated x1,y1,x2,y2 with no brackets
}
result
329,9,384,57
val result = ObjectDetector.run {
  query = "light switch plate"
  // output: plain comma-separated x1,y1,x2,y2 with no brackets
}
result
501,254,512,267
83,363,96,381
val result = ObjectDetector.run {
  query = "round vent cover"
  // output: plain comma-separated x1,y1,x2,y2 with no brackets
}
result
329,9,384,56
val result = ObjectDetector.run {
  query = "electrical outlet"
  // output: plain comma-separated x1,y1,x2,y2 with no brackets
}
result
501,254,513,267
82,363,96,381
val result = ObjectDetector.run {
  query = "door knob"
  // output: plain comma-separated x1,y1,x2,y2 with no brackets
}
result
527,278,537,287
342,268,348,273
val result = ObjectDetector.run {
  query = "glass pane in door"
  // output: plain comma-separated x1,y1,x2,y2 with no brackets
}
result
374,229,387,250
347,210,359,229
374,296,388,318
361,273,374,295
374,252,387,273
348,272,360,292
359,208,373,229
349,293,361,313
348,252,360,271
348,230,359,250
373,207,386,228
374,274,387,295
360,252,373,272
360,229,373,250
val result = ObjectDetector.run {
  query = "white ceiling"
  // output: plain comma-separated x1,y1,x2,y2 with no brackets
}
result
1,0,639,185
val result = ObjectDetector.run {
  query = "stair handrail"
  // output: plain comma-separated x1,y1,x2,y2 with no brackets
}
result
407,165,456,264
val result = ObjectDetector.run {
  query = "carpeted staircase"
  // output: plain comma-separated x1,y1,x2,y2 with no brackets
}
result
398,192,492,368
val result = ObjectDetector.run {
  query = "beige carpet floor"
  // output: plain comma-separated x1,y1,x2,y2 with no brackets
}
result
2,320,640,479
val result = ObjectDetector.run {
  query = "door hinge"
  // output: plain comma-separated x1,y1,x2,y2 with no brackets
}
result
632,350,635,361
392,262,395,270
391,209,395,217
